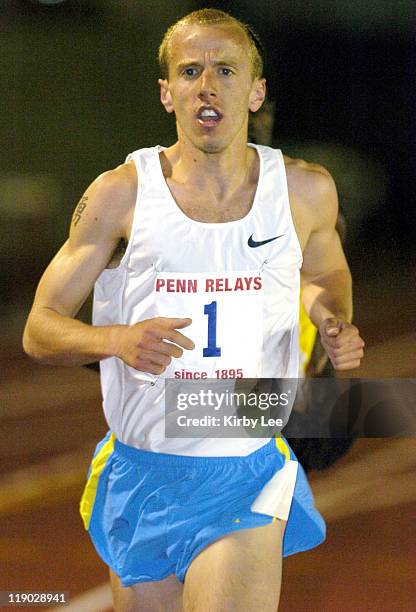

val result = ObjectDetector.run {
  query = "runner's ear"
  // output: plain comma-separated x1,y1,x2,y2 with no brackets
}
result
158,79,174,113
249,78,266,113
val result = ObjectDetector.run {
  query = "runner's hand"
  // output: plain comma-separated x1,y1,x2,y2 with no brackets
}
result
113,317,194,374
319,317,364,371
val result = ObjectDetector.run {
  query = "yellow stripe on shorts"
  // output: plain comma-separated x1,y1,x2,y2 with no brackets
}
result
80,432,115,530
275,436,291,463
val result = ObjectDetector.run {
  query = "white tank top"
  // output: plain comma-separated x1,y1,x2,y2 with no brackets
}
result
93,144,303,456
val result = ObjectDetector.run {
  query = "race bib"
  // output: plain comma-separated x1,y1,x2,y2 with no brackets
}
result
154,271,264,380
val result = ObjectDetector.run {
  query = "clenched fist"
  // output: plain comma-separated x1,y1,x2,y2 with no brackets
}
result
113,317,194,374
319,317,365,371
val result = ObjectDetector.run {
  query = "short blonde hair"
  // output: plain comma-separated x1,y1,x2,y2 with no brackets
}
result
158,8,264,80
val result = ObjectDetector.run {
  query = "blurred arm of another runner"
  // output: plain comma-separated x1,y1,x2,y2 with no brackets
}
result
23,162,193,373
299,169,364,371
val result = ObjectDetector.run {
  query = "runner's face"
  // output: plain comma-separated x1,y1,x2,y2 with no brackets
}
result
159,24,265,153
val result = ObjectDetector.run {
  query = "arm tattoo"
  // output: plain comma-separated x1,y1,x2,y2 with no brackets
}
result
73,195,88,226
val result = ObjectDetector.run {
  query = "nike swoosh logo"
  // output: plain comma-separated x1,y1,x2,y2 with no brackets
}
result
248,233,285,248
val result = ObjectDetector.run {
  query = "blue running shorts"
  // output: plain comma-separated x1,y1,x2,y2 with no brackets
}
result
80,432,325,586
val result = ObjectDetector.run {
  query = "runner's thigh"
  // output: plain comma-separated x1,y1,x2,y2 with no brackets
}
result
110,569,183,612
183,519,285,612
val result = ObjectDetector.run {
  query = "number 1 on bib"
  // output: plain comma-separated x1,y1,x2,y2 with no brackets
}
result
203,301,221,357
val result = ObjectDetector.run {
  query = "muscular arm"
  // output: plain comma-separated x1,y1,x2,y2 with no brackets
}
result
297,167,364,370
300,171,352,326
23,164,194,370
23,166,133,365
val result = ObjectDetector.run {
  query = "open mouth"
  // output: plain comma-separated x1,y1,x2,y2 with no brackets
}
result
196,107,222,127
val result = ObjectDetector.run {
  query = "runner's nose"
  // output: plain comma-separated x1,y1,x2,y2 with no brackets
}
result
198,70,217,101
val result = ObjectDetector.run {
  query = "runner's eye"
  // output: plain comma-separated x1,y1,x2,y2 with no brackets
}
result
182,67,198,78
219,67,233,76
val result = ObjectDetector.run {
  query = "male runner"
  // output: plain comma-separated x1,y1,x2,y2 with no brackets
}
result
23,9,364,611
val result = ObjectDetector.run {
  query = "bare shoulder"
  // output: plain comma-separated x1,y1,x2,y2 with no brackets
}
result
283,154,338,230
70,160,138,241
86,160,137,221
283,155,337,205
